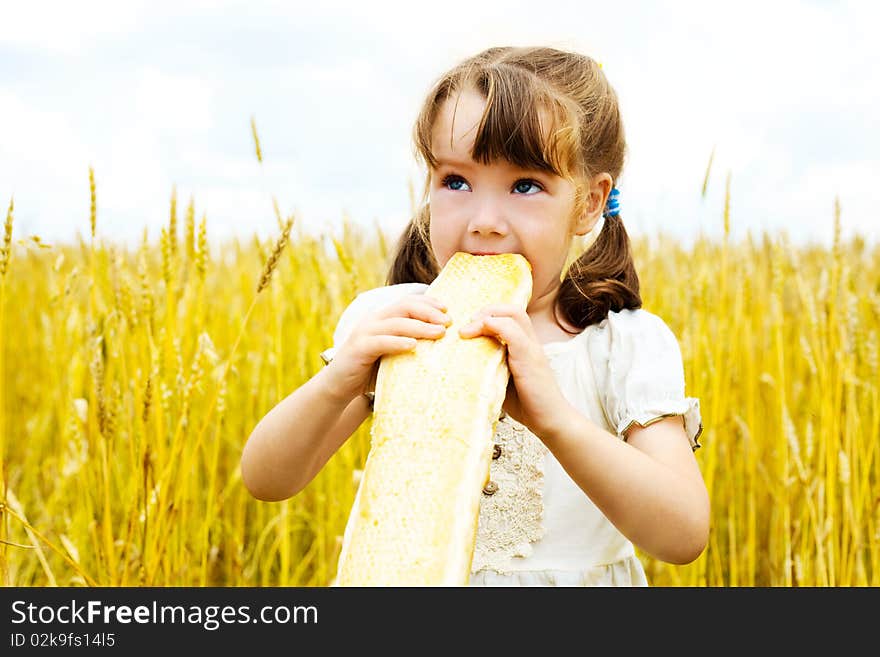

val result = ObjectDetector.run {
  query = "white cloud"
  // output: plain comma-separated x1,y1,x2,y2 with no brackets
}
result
773,159,880,244
0,1,149,53
130,67,217,135
0,91,95,239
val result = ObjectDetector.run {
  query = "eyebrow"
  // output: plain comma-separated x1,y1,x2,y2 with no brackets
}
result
435,158,476,169
435,157,547,176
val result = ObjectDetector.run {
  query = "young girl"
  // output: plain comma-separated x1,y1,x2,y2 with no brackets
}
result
241,46,709,586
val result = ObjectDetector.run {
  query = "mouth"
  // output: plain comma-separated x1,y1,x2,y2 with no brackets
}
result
468,251,502,256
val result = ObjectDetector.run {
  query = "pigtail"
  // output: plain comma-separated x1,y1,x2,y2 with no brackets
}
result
384,205,439,286
555,214,642,331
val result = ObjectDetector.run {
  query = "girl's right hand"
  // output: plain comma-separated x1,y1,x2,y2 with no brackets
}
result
323,294,453,403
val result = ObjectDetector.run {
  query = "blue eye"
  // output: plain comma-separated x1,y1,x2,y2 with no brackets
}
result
440,174,543,195
441,175,470,192
513,180,542,195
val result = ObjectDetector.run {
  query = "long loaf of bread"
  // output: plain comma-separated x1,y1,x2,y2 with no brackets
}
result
335,252,533,586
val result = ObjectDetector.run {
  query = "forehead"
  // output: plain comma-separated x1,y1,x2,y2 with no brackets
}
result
430,88,554,172
431,90,486,157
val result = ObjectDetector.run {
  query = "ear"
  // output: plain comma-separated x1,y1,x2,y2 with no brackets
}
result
572,172,614,236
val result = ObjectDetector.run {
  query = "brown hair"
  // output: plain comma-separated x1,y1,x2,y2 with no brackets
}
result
385,46,641,332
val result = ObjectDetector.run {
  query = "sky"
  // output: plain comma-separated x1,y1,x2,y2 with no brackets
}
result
1,0,878,253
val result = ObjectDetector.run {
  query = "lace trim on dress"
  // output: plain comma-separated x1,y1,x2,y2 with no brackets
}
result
471,413,549,575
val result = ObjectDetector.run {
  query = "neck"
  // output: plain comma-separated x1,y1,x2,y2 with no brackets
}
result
527,279,565,327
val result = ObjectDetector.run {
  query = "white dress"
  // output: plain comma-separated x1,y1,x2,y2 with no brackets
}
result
322,283,704,587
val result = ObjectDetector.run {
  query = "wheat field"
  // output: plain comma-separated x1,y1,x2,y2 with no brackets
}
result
1,155,878,587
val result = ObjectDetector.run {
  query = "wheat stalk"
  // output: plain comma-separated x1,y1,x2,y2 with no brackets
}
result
89,167,96,240
168,186,178,259
257,218,293,293
250,115,263,164
160,227,172,290
184,197,195,266
0,195,11,583
196,213,208,283
1,196,12,277
90,336,107,437
701,145,715,199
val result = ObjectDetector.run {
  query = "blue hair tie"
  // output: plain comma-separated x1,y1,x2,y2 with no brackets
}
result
603,187,621,219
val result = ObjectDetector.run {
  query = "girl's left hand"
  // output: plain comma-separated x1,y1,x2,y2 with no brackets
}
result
459,304,572,441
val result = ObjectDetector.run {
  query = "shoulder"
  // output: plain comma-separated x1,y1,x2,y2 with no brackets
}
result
605,307,675,334
585,307,687,410
588,308,680,358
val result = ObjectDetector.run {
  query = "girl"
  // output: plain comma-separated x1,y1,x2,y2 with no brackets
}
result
241,46,709,586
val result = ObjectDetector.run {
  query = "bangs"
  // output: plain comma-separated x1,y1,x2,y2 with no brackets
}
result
419,66,581,181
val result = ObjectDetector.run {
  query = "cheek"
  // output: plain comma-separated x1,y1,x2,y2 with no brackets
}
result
429,239,453,269
427,217,452,268
428,200,458,239
520,232,569,284
428,192,453,220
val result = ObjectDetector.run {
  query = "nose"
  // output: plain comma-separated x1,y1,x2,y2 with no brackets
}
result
466,198,509,237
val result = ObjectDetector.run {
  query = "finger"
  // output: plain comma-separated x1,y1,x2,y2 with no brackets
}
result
472,303,521,317
468,304,527,325
378,316,448,339
408,294,448,312
406,295,450,320
422,295,448,311
464,306,531,337
361,335,420,359
377,298,452,326
459,315,521,347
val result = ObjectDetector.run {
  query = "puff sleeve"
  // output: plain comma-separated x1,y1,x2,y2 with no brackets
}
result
588,309,703,451
319,283,430,365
